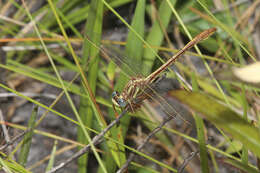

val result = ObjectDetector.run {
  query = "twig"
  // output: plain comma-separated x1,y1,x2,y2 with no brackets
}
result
0,14,26,26
0,92,57,99
2,43,64,52
177,150,199,173
0,109,11,153
0,131,27,151
47,108,128,173
0,109,28,151
117,115,174,173
0,110,10,143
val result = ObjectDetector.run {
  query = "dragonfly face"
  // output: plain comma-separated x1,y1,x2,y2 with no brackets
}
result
112,91,127,108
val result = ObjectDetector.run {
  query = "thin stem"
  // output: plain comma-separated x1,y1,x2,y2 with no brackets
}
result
117,116,174,173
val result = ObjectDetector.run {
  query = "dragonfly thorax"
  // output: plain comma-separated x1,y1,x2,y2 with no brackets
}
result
112,77,148,111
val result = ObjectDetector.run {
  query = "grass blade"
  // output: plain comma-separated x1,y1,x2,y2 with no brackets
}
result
192,74,209,173
142,0,176,75
18,104,38,166
170,90,260,158
78,0,105,172
45,140,58,172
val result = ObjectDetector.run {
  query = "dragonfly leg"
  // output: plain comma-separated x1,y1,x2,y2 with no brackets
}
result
128,100,135,112
112,103,120,118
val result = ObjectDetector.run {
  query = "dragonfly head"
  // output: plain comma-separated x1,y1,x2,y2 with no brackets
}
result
112,91,127,108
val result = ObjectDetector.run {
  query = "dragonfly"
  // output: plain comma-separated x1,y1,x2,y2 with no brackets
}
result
111,27,217,112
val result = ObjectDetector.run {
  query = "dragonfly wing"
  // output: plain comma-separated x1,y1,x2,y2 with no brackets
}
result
135,76,193,126
100,44,143,77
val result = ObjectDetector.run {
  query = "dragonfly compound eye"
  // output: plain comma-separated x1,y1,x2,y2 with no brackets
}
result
112,91,127,108
111,91,118,97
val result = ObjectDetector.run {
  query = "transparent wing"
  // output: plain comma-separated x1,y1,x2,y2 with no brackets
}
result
85,32,193,126
99,43,191,125
100,44,143,77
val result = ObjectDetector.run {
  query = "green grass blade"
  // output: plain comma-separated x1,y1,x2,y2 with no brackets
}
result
78,0,104,172
23,1,105,172
101,0,168,75
0,157,12,173
0,155,31,173
45,140,58,172
18,104,38,167
192,74,209,173
170,90,260,158
142,0,176,75
125,0,145,62
241,85,249,164
0,62,82,97
194,115,209,173
223,158,259,173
